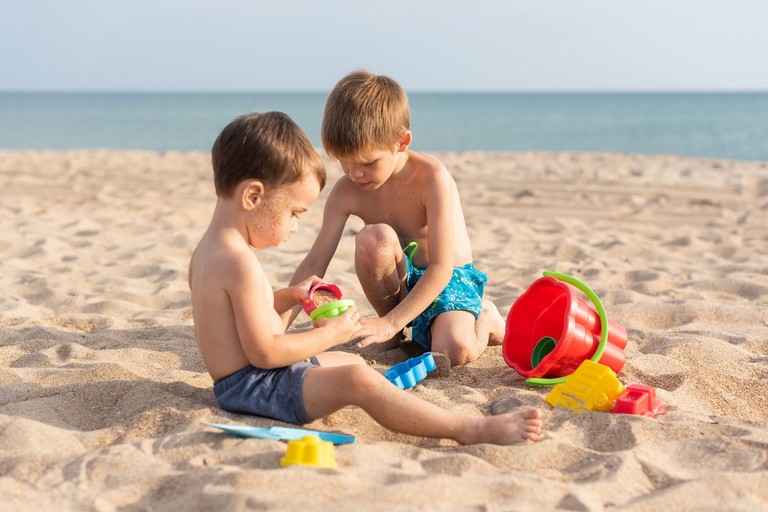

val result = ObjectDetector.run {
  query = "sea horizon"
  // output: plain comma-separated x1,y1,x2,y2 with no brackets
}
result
2,90,767,161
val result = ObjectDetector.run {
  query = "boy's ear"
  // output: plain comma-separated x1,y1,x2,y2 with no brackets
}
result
397,131,412,152
241,180,265,211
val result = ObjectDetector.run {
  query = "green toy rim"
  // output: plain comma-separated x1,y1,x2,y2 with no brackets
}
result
309,299,355,320
525,271,609,387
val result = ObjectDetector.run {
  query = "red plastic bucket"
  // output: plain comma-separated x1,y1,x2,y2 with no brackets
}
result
503,276,627,379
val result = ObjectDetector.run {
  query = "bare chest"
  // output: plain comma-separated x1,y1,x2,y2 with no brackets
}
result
354,189,428,243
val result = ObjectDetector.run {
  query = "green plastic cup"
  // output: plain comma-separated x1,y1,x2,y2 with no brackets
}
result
309,299,355,321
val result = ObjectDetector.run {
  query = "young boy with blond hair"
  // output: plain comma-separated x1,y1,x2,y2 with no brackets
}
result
189,111,541,444
287,70,506,366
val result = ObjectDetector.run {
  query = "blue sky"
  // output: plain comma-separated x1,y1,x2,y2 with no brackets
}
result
2,0,767,92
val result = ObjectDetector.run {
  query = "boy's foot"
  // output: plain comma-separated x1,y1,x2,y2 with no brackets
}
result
482,300,506,346
461,408,543,445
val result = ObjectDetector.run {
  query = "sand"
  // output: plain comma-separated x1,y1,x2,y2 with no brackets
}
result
1,149,767,511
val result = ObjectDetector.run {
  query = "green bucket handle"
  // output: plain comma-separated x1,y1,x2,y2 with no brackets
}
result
524,271,610,387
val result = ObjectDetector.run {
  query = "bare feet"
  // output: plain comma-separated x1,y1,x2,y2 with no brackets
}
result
482,300,507,346
458,408,543,445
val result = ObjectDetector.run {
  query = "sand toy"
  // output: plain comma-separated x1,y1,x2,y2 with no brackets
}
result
207,423,355,445
385,353,436,389
303,282,355,321
503,271,628,386
544,360,625,413
612,384,667,417
280,435,337,468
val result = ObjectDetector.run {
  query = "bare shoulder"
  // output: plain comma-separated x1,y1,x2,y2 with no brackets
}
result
328,173,357,198
408,151,454,187
409,151,446,171
190,233,262,294
326,170,363,212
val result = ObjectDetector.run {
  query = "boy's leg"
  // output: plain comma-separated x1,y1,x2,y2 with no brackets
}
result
354,224,407,315
301,364,542,445
430,310,486,366
430,300,506,365
314,351,367,367
483,300,507,346
354,224,407,349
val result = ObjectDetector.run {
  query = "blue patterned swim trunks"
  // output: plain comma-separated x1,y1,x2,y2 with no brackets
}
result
404,242,487,350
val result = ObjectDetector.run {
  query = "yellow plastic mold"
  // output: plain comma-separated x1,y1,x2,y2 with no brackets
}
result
545,360,625,413
279,435,337,468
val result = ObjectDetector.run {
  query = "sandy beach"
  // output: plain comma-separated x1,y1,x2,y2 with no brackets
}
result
1,149,767,511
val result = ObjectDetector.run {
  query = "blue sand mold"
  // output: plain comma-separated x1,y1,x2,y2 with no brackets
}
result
385,353,437,389
208,423,356,445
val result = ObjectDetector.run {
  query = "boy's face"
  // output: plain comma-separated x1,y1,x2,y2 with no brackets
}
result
338,144,402,191
246,176,320,249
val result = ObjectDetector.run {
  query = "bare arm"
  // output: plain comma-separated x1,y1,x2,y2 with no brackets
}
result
229,253,359,369
356,166,456,346
273,275,324,315
280,183,350,328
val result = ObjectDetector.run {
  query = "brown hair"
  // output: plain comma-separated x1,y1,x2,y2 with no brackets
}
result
321,70,410,160
211,111,325,198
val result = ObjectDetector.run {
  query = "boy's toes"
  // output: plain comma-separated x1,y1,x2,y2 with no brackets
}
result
524,408,543,420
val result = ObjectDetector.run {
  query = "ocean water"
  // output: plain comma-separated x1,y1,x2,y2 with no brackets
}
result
1,92,767,161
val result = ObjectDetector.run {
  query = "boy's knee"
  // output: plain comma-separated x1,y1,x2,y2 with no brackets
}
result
343,364,382,393
433,336,480,366
430,313,482,366
355,224,399,259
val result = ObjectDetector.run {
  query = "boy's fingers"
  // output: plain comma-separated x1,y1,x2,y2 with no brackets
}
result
354,332,374,348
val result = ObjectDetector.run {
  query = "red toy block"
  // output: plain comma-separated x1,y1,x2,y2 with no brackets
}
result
612,384,666,417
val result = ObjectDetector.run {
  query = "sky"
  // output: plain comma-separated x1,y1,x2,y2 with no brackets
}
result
2,0,767,92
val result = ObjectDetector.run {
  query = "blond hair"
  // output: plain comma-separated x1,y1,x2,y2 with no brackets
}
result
322,70,410,160
211,112,325,198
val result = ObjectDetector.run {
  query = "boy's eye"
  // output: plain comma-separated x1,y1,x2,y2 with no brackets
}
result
363,160,376,167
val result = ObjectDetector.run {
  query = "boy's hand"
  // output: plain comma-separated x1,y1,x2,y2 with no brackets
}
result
355,317,402,349
291,275,325,306
313,306,361,343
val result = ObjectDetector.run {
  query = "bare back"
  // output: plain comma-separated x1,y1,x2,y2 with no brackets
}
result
188,226,281,381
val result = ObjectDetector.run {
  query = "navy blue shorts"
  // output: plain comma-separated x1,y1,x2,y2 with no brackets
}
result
213,357,320,425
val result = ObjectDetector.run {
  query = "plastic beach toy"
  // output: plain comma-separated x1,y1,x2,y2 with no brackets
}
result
503,271,628,387
310,299,355,321
280,435,337,468
302,282,355,321
385,353,436,389
303,282,342,315
545,360,625,413
612,384,667,418
207,423,355,445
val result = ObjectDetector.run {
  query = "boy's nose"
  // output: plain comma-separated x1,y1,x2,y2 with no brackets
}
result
347,166,364,178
